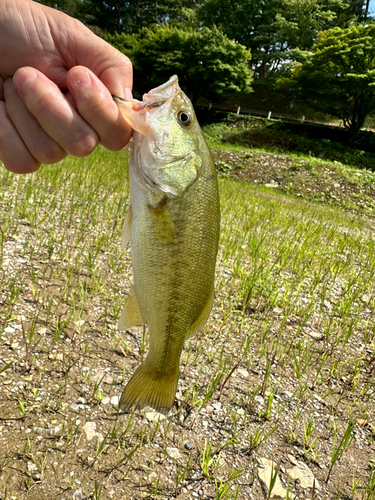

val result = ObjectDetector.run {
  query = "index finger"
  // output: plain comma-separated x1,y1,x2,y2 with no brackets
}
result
51,16,133,99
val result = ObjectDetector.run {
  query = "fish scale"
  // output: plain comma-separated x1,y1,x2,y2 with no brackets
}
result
114,76,220,413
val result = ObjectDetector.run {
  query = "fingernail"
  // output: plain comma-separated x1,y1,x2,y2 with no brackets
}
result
124,88,133,100
71,68,91,90
13,68,37,96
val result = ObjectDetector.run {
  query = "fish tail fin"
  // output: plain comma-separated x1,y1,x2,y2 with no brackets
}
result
119,359,178,414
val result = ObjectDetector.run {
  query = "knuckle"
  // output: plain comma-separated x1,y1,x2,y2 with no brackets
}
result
34,141,67,165
68,131,98,157
101,126,132,151
32,87,55,115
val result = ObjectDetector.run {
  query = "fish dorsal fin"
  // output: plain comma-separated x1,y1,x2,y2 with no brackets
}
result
118,286,145,331
187,286,215,338
122,207,132,249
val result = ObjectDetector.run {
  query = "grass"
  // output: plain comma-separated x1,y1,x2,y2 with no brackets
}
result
0,140,375,499
202,114,375,171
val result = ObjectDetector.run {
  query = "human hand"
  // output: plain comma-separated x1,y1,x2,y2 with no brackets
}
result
0,0,133,173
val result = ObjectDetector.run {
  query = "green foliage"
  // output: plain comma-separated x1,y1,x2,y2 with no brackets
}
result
105,26,252,104
35,0,87,20
278,24,375,141
75,0,201,33
197,0,346,77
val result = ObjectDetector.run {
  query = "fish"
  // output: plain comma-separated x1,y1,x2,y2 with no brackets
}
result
114,75,220,414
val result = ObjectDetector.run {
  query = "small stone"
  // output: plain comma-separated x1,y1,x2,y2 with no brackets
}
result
287,460,321,490
255,395,264,404
53,424,63,435
10,342,19,350
184,442,194,450
4,327,15,334
73,488,83,500
145,411,166,423
281,391,293,399
265,183,279,188
83,422,103,442
258,458,287,499
166,447,181,459
27,461,38,473
212,402,222,411
92,371,113,384
110,395,119,406
237,368,249,378
70,403,79,411
101,397,110,405
308,331,324,340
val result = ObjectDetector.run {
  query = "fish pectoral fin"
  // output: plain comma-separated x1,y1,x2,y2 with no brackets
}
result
118,286,145,330
122,206,132,250
187,286,215,338
148,200,174,243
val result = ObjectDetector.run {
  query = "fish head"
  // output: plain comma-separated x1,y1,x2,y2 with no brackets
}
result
115,76,203,199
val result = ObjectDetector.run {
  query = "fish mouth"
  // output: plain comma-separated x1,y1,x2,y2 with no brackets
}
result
112,75,180,111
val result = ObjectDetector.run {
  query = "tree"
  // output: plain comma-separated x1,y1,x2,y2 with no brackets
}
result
197,0,279,77
197,0,346,78
105,26,252,104
78,0,199,34
277,24,375,141
35,0,86,19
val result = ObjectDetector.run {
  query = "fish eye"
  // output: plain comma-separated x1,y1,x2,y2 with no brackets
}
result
177,110,192,127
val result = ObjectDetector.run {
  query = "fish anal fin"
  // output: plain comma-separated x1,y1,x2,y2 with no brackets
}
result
119,358,178,414
187,287,215,338
118,286,144,331
122,206,132,249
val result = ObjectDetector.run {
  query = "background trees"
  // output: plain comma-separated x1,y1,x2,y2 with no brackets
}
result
105,27,252,104
35,0,375,138
278,24,375,140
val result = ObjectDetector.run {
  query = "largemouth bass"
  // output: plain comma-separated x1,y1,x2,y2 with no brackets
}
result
114,76,220,413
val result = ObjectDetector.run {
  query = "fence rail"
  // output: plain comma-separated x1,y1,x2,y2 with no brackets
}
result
196,102,336,128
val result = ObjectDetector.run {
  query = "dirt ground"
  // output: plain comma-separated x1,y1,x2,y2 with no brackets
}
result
0,149,375,500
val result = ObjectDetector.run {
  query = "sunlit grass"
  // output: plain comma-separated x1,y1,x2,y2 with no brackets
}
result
0,145,374,498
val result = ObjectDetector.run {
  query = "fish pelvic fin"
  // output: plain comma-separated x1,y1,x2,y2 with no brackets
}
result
122,206,132,249
119,359,178,414
187,286,215,338
118,286,145,331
